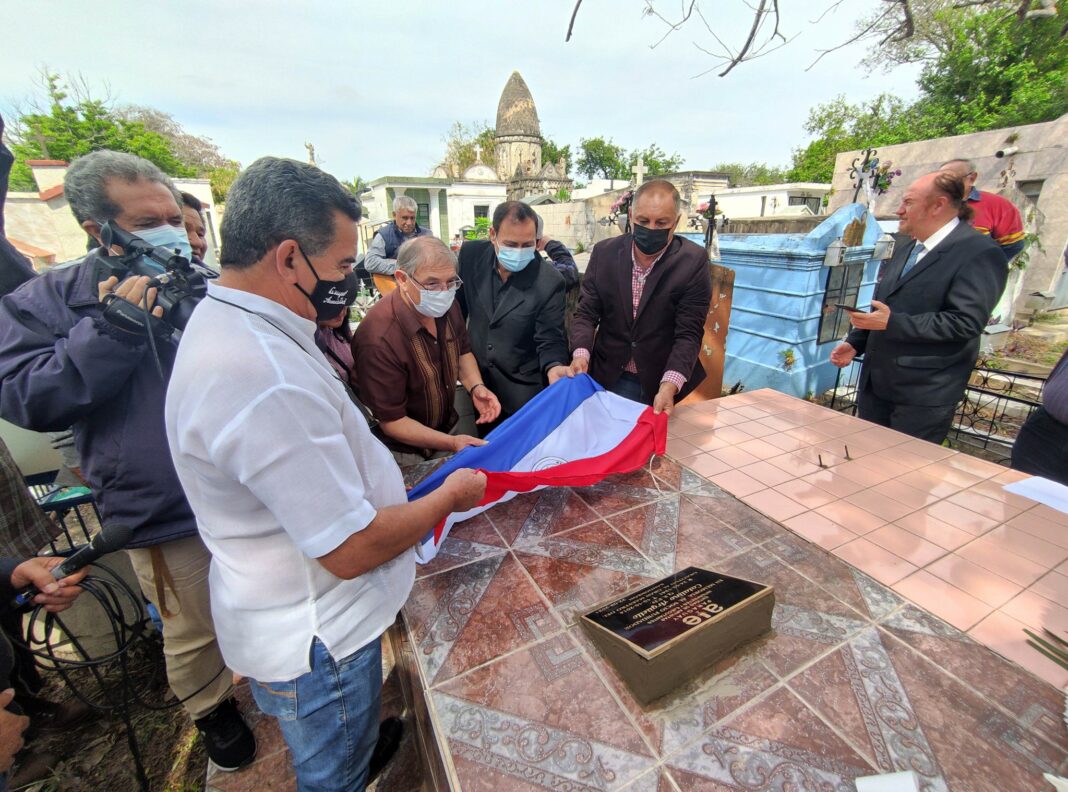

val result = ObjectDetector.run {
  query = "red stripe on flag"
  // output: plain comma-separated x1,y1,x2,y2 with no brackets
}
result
430,407,667,545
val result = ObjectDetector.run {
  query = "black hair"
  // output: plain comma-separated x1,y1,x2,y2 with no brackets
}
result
491,200,538,233
220,157,362,269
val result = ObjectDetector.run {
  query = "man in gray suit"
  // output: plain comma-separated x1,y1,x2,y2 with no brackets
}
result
830,171,1008,443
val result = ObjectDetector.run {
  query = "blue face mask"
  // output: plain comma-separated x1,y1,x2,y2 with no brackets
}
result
496,244,536,273
133,224,193,272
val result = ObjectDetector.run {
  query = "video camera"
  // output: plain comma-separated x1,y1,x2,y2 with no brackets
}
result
96,221,215,337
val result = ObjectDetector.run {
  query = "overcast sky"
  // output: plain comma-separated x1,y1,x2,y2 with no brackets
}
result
1,0,922,181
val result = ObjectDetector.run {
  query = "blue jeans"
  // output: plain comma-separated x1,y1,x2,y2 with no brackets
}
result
610,372,646,404
251,638,382,792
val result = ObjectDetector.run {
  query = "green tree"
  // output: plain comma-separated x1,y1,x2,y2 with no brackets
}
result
117,105,236,173
576,137,628,180
542,137,572,174
6,73,195,192
632,144,684,176
912,7,1068,133
441,121,497,176
576,137,684,180
711,162,790,187
787,94,928,183
208,165,241,205
787,7,1066,185
340,176,368,196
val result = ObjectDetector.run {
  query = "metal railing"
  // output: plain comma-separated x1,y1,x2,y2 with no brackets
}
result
827,356,1047,463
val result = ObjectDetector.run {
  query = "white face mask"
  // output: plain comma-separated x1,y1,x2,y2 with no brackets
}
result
133,224,193,269
413,286,457,318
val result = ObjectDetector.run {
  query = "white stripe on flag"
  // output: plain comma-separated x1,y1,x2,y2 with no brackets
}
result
420,391,647,559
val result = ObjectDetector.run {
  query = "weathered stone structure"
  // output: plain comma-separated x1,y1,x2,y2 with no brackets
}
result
493,71,572,201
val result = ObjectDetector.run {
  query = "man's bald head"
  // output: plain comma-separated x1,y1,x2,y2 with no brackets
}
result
632,179,681,216
896,171,968,240
396,235,456,277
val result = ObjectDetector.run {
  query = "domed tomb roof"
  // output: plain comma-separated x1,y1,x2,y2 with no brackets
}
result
495,71,541,138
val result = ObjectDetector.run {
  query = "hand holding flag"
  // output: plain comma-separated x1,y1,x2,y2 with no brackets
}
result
408,374,668,562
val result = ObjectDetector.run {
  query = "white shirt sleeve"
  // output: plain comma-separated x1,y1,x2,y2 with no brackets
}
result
207,383,379,558
363,234,396,275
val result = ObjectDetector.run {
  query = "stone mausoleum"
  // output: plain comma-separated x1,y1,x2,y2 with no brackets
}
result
359,71,571,246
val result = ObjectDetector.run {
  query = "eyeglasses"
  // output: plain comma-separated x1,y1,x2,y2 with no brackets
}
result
409,274,463,293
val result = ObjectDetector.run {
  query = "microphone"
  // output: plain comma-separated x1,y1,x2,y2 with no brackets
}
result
11,524,133,609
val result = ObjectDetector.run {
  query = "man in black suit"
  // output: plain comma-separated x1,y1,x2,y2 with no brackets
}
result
457,201,571,423
569,179,712,415
831,171,1008,443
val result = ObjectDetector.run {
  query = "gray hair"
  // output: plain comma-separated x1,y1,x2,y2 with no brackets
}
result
64,150,181,224
393,195,418,214
632,178,682,216
396,236,456,276
940,158,976,174
220,157,361,269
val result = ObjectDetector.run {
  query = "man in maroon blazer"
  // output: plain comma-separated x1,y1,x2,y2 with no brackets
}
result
569,179,712,415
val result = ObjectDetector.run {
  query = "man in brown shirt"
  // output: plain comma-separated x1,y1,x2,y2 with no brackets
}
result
352,237,500,465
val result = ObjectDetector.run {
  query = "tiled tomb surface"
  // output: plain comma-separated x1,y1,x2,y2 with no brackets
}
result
214,389,1068,790
397,389,1068,791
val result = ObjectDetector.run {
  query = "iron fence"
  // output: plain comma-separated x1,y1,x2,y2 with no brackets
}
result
827,356,1047,463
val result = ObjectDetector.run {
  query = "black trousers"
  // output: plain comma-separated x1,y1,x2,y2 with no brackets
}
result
1012,407,1068,486
857,386,958,444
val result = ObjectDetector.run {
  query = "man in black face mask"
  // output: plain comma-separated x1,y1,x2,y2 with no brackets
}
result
570,179,712,415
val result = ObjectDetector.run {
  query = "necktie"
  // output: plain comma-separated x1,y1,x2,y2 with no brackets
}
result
900,243,925,278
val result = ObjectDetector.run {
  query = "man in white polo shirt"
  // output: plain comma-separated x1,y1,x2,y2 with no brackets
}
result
165,157,485,791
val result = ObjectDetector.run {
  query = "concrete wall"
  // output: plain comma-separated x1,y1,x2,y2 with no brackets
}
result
829,114,1068,311
5,176,220,268
4,193,88,263
724,216,826,235
444,182,507,236
536,187,632,251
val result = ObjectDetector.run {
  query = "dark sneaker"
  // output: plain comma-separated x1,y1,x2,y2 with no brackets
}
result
194,697,257,771
367,717,404,783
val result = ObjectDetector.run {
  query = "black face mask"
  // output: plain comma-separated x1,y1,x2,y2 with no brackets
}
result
632,223,672,255
296,245,360,322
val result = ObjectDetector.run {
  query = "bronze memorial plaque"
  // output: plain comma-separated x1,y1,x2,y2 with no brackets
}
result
580,566,774,704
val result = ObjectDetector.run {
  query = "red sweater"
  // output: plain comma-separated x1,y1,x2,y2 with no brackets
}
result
968,189,1024,248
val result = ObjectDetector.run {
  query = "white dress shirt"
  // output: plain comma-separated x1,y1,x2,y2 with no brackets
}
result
915,216,960,263
165,282,414,682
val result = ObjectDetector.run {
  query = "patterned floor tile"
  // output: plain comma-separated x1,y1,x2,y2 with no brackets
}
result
682,481,782,544
416,514,507,578
881,604,1068,753
764,531,905,621
432,632,657,791
514,520,663,621
664,686,875,791
405,552,564,686
575,468,672,519
618,767,682,792
789,624,1066,792
609,494,754,574
486,487,600,545
574,623,780,760
715,547,872,678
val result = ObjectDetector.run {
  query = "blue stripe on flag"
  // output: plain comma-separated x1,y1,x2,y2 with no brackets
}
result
407,374,604,501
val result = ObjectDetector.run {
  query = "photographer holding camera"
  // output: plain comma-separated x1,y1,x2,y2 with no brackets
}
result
0,151,255,771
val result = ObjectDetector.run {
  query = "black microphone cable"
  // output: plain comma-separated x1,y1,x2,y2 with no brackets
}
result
12,560,228,792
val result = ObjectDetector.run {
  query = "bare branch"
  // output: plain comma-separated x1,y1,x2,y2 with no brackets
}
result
645,0,699,49
694,5,734,54
810,0,846,25
806,5,896,71
565,0,583,42
719,0,770,76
